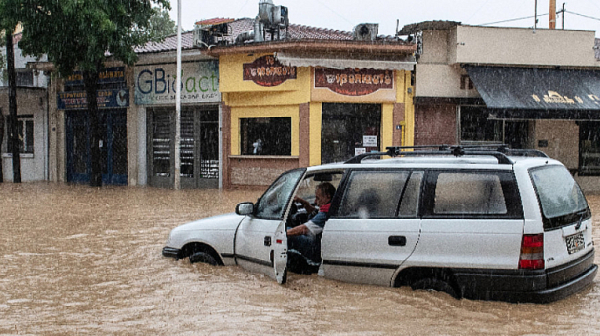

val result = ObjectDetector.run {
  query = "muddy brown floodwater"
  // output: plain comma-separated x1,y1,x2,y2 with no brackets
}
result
0,183,599,335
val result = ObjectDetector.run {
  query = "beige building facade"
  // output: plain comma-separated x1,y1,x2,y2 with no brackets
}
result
404,22,600,192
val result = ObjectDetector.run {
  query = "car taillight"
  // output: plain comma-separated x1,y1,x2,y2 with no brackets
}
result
519,234,545,269
519,233,544,269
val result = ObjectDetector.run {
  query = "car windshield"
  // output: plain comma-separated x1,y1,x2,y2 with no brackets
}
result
530,165,588,228
255,169,305,220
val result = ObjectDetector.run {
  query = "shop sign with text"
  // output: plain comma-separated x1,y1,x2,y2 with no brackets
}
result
315,68,393,96
134,61,220,105
57,89,129,110
531,91,600,107
243,55,297,87
65,67,126,86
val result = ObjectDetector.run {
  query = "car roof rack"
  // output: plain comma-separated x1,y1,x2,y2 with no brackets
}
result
344,144,549,164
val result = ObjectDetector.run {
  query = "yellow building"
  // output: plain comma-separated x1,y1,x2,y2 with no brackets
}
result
208,36,416,188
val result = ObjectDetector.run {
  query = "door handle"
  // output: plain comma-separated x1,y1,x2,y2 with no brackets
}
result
388,236,406,246
264,236,272,247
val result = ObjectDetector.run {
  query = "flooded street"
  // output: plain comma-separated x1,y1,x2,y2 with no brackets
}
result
1,183,599,335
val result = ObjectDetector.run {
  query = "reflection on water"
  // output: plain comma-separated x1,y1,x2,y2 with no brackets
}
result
0,183,598,335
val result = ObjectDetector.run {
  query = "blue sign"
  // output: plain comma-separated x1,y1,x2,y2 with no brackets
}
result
57,89,129,110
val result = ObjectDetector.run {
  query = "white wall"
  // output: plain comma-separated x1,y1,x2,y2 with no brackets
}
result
1,88,48,182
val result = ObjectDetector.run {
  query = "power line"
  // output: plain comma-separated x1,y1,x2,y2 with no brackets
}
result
565,10,600,22
464,0,493,23
236,0,252,17
478,9,600,28
311,0,354,26
479,13,549,26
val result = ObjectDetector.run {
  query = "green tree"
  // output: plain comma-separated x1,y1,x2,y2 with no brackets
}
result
12,0,170,186
149,8,177,41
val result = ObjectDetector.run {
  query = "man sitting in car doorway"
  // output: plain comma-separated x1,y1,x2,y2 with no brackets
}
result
286,182,336,274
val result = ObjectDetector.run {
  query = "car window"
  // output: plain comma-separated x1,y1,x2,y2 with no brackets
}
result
433,172,507,215
530,165,589,230
255,169,305,220
398,171,423,217
337,170,411,218
295,172,344,206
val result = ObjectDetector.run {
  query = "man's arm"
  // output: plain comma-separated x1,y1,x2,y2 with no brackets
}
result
293,196,316,214
286,224,309,237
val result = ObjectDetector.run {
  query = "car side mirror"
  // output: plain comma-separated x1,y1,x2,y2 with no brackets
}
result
236,202,254,216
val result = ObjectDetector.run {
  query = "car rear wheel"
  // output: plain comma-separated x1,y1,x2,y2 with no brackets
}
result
411,277,460,299
189,251,218,266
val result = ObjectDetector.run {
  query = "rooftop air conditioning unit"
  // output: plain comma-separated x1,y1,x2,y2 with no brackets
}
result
193,27,209,47
259,0,288,28
193,23,230,47
353,23,379,41
259,0,274,25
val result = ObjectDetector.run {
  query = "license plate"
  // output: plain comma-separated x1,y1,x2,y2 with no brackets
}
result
565,232,585,255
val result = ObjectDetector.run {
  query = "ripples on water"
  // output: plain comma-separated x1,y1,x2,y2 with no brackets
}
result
0,183,598,335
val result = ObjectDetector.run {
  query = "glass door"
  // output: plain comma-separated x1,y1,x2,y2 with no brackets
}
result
321,103,381,164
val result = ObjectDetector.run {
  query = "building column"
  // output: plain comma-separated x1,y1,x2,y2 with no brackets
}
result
309,102,322,166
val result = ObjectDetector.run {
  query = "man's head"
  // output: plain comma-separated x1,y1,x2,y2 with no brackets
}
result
315,182,336,206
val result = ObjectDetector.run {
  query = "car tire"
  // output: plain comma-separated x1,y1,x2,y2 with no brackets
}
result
411,277,459,299
189,251,218,266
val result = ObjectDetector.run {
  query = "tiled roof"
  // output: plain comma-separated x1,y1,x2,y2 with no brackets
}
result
135,30,195,53
135,18,356,54
195,17,235,27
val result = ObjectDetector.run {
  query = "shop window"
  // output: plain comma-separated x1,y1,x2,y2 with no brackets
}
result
321,103,381,164
460,106,528,148
6,115,34,154
180,110,195,177
149,107,220,185
16,70,34,87
460,106,502,143
151,111,171,177
460,75,474,90
579,121,600,175
240,117,291,156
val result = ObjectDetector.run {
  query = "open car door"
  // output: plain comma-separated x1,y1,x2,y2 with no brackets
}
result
273,221,288,283
234,169,305,284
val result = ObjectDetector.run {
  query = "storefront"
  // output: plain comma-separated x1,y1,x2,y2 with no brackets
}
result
210,40,416,188
134,60,221,189
58,68,129,185
463,66,600,176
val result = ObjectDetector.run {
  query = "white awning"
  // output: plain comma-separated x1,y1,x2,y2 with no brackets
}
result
274,52,416,71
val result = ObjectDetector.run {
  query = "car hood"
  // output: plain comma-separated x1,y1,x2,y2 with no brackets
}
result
174,212,245,232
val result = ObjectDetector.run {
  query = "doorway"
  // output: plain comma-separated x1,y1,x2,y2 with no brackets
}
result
147,106,219,188
321,103,381,164
66,109,128,185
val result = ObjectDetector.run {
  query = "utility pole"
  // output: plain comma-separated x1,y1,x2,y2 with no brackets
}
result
6,30,21,183
174,0,182,190
549,0,556,29
562,3,566,30
534,0,538,30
